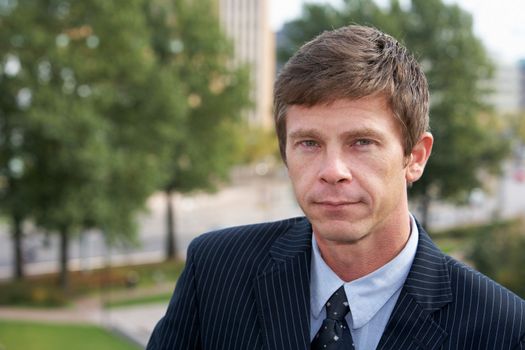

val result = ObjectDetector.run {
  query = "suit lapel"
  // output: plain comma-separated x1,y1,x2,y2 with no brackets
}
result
252,218,454,349
254,217,312,350
377,223,453,350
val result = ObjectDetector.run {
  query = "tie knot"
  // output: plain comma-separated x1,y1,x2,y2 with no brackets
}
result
325,286,349,321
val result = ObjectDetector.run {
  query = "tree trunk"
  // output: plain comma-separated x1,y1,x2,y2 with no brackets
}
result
59,228,69,290
12,214,24,280
165,189,178,260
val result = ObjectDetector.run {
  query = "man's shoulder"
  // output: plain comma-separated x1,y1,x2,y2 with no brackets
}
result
415,221,523,305
414,224,524,324
412,229,524,345
444,254,525,305
445,256,525,322
186,216,310,263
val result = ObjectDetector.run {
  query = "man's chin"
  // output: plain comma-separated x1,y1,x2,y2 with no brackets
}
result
311,219,368,244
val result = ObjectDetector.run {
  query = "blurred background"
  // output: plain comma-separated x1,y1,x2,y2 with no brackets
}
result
1,0,524,349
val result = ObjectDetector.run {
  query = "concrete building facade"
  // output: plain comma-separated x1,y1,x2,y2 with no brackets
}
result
217,0,275,128
519,59,525,111
488,61,521,114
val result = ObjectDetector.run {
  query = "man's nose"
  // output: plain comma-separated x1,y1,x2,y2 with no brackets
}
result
318,151,352,184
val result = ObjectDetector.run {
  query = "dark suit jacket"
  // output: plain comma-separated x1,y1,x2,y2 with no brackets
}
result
147,217,525,349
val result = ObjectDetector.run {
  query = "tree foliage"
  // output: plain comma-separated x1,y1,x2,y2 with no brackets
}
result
467,219,525,298
149,0,251,193
277,0,510,225
1,0,252,281
147,0,252,259
0,0,185,285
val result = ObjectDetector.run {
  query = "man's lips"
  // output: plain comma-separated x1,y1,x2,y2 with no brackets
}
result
313,200,360,206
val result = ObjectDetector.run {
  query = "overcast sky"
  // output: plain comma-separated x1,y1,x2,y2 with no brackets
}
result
269,0,525,63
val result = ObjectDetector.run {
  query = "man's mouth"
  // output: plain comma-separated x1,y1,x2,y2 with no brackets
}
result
313,200,360,206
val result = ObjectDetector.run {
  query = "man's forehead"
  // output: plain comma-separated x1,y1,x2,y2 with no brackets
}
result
284,96,402,139
287,94,391,113
286,96,393,121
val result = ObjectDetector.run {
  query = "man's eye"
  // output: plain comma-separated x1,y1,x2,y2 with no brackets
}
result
301,140,319,148
355,139,374,146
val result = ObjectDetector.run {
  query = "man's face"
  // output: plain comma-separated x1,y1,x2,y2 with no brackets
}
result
285,95,420,246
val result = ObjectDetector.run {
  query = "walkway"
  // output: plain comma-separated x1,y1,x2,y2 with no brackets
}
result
0,287,172,348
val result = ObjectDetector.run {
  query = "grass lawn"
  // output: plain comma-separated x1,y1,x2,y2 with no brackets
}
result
105,292,172,309
0,320,141,350
0,259,184,307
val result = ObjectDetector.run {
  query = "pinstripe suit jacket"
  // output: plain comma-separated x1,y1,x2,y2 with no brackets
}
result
147,216,525,350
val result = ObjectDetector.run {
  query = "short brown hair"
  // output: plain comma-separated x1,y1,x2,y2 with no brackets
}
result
274,25,429,161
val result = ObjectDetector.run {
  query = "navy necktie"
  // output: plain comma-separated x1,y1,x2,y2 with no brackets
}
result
311,286,355,350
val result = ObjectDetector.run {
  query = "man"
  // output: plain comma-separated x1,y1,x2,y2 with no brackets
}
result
147,25,525,350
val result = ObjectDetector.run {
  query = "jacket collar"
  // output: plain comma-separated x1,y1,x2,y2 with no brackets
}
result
253,217,455,350
377,221,453,349
268,216,312,263
404,221,453,310
254,216,313,350
263,217,454,309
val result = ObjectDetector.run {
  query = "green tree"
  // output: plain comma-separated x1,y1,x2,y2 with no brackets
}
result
467,219,525,298
147,0,251,259
0,0,184,286
237,127,280,165
277,0,509,227
0,46,33,280
508,111,525,146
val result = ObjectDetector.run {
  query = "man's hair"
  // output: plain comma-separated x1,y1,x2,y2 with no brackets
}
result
274,25,429,161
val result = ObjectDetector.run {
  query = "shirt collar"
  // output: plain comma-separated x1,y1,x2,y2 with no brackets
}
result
310,214,419,329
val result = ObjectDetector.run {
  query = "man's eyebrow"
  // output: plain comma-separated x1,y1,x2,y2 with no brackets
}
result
340,127,385,140
287,129,324,140
288,127,385,140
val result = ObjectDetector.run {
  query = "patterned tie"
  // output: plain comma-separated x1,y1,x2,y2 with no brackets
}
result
311,286,355,350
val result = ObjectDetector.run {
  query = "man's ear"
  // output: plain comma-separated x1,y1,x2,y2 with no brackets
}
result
405,132,433,184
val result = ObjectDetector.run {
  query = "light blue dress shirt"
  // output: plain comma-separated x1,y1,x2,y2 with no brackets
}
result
310,215,419,350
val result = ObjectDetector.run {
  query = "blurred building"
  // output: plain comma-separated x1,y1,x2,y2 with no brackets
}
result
519,59,525,111
487,61,521,114
217,0,275,128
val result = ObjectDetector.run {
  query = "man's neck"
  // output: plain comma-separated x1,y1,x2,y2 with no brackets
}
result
314,216,412,282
